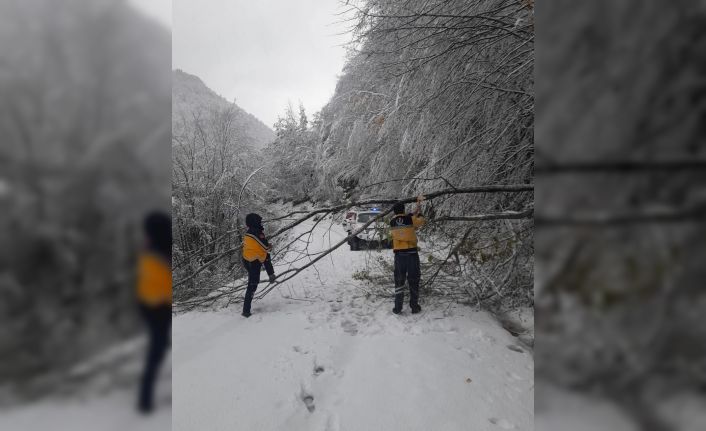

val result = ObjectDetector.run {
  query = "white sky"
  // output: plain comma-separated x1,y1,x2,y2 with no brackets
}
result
172,0,353,128
128,0,172,29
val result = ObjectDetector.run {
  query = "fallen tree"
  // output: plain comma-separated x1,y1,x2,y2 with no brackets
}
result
173,183,533,312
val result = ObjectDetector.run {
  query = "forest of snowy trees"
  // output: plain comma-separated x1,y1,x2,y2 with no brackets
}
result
0,0,170,397
171,70,278,303
535,0,706,428
173,0,534,312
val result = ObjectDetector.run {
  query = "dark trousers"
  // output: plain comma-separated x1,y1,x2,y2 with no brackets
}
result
394,252,421,310
242,256,274,314
138,304,171,411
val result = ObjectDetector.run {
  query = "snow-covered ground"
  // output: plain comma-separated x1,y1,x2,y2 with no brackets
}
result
173,217,534,431
535,383,636,431
0,337,171,431
536,380,706,431
0,391,170,431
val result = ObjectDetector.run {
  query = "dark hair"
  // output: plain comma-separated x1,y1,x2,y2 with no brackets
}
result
392,202,405,214
245,213,263,229
144,211,171,262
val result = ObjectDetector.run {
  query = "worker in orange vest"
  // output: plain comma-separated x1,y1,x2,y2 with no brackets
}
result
389,196,425,314
136,211,171,413
241,213,276,317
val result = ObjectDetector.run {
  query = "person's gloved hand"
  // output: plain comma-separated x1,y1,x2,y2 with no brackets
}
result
268,273,276,283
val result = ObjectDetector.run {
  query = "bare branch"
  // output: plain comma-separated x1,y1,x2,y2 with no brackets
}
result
536,204,706,227
434,207,533,222
535,159,706,174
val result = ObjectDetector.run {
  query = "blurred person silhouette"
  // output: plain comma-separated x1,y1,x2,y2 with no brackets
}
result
390,196,425,314
241,213,276,318
136,211,172,413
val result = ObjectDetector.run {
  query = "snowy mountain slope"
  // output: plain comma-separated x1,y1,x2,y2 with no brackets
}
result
172,69,275,149
173,216,533,431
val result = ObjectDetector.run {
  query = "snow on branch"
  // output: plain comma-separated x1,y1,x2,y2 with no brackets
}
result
434,207,533,222
173,183,533,309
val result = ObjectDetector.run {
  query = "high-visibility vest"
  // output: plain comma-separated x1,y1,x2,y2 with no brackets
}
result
243,233,270,262
390,213,424,252
137,252,172,306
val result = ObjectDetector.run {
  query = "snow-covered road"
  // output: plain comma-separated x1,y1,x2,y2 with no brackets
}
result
173,217,534,431
0,337,172,430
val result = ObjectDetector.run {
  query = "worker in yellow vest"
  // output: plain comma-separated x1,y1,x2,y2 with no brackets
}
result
136,211,171,413
389,196,425,314
241,213,276,317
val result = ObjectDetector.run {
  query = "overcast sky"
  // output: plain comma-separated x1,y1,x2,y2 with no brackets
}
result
172,0,353,129
129,0,172,29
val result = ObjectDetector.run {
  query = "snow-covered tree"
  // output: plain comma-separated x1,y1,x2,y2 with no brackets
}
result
271,0,535,310
0,0,170,389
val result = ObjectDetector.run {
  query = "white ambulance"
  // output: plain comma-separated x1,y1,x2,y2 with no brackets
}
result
342,207,392,250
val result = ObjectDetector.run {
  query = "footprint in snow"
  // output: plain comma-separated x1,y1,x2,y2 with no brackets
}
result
506,372,523,381
293,345,308,354
489,417,515,429
325,412,340,431
469,328,495,343
506,345,524,354
456,346,480,360
300,389,315,413
341,319,358,335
